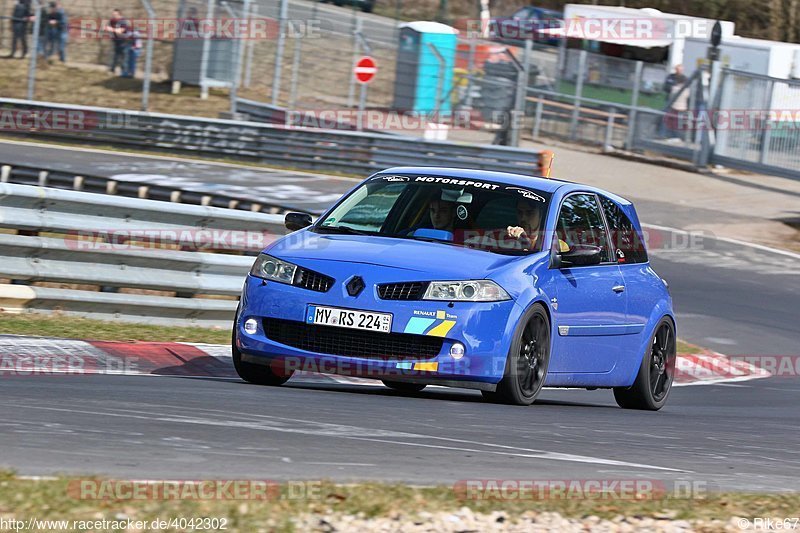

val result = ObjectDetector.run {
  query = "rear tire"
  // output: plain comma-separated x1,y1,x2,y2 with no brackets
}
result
382,380,426,392
487,304,551,406
232,326,293,386
614,318,676,411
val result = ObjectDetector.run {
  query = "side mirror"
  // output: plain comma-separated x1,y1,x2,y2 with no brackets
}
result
412,228,454,242
285,212,313,232
558,245,603,267
549,247,562,269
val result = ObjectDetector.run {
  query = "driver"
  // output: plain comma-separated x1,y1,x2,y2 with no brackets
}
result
506,199,543,249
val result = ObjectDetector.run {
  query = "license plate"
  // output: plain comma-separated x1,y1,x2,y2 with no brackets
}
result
307,305,392,333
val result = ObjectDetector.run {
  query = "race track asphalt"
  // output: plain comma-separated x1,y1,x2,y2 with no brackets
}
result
1,141,798,490
2,374,799,491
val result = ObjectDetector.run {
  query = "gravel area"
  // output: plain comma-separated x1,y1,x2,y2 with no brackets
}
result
293,508,747,532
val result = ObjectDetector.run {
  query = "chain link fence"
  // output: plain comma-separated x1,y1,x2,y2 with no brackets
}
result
2,4,798,180
714,70,800,175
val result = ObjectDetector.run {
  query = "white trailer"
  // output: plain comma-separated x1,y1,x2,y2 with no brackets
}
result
683,36,800,79
557,4,736,71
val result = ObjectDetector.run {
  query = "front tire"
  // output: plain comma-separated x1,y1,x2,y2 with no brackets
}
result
232,327,293,386
487,304,551,406
382,380,426,392
614,318,676,411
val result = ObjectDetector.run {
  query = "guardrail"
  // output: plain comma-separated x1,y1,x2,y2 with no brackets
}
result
0,162,298,215
234,98,405,137
0,98,544,175
0,183,287,327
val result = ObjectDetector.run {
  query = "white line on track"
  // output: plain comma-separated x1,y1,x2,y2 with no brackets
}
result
343,436,687,472
7,402,685,472
642,222,800,260
0,139,359,181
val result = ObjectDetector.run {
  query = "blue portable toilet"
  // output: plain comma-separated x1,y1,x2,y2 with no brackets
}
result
393,21,458,115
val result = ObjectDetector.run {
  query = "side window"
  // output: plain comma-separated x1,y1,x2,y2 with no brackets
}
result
600,196,648,264
512,7,531,19
557,193,611,263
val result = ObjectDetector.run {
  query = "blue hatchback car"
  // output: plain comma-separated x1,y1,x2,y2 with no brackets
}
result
233,168,676,410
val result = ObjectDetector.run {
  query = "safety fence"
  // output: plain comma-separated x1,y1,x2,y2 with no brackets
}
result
526,58,800,181
0,98,545,175
712,70,800,179
0,182,287,326
0,160,297,214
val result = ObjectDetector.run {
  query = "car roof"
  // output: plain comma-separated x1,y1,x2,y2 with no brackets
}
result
376,167,631,205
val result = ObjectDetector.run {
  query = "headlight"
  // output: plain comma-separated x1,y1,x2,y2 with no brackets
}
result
422,280,510,302
250,254,298,284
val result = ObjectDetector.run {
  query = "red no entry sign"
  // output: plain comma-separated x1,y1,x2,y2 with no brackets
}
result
354,56,377,84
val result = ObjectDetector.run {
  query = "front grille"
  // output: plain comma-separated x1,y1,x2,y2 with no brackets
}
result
295,269,334,293
377,282,428,300
263,318,443,360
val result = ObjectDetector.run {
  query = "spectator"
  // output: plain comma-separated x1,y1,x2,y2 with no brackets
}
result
8,0,31,58
660,64,690,138
123,28,143,78
663,64,687,98
105,9,130,75
45,1,67,62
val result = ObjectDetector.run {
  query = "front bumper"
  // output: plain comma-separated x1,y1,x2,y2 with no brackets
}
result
236,274,523,390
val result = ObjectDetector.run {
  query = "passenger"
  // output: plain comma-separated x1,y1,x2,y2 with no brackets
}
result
428,198,456,233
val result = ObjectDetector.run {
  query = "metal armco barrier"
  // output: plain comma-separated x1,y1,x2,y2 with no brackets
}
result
0,162,297,215
0,99,544,175
0,183,287,327
234,98,405,137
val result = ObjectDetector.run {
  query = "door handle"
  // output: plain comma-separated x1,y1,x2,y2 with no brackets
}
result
612,285,626,293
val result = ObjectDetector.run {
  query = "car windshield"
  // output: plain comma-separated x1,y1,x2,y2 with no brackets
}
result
314,174,553,255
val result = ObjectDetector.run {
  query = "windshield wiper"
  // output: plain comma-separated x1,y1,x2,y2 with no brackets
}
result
395,234,470,248
314,225,377,236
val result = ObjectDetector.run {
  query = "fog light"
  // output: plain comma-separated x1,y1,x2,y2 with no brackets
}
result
243,318,258,335
450,342,465,360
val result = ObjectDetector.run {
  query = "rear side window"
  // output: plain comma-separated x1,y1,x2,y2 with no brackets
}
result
600,196,648,264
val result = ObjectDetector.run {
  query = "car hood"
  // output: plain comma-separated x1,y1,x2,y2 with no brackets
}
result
269,231,522,279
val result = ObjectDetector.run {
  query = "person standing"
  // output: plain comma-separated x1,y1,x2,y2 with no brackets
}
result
123,28,142,78
105,9,130,75
8,0,31,58
44,1,67,62
663,64,687,99
660,64,689,138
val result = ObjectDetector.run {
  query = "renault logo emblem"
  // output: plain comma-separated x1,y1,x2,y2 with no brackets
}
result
346,276,365,297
